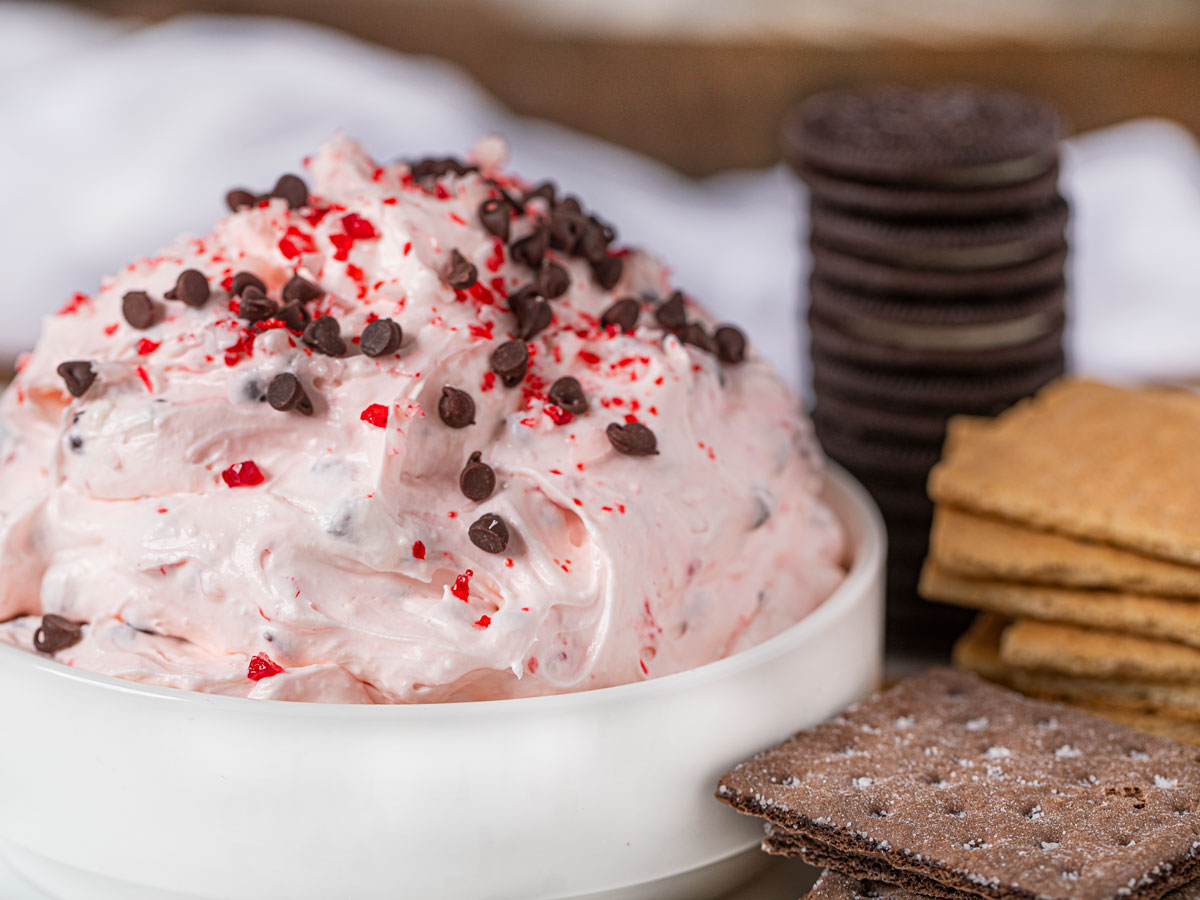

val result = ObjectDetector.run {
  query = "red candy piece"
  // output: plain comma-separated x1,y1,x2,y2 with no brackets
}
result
136,338,160,355
247,653,284,681
222,461,265,488
360,404,389,428
330,233,354,261
341,213,377,240
412,540,426,560
544,404,573,426
451,569,473,601
474,615,491,630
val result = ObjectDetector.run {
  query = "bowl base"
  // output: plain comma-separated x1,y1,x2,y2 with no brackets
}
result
2,841,802,900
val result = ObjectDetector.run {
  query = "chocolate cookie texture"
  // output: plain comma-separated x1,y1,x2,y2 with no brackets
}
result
785,85,1064,187
719,668,1200,900
789,84,1068,648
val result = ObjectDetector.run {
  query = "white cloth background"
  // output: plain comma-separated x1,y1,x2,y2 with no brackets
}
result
2,3,1200,896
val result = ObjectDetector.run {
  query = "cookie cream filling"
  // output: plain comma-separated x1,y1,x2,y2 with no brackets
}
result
0,136,845,703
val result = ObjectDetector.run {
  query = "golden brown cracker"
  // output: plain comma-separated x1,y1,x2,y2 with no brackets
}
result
1069,703,1200,748
952,613,1014,680
953,614,1200,744
1001,618,1200,683
921,560,1200,649
929,506,1200,598
928,379,1200,566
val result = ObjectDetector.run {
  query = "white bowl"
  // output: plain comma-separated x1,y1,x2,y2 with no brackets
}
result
0,465,884,900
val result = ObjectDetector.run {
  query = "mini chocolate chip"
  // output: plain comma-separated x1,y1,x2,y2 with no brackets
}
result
438,386,476,428
302,316,346,357
590,255,624,290
277,302,311,332
226,188,256,212
239,287,279,323
548,209,585,253
479,198,512,242
410,157,476,180
57,361,96,398
681,322,715,354
468,513,509,554
510,287,552,340
578,217,615,262
590,215,616,245
601,297,640,333
715,325,747,364
538,261,571,299
122,291,159,330
271,174,308,209
445,249,478,290
655,291,687,331
361,318,402,357
282,274,323,304
490,340,529,387
606,421,658,456
33,614,83,654
230,271,267,297
511,226,549,269
171,269,211,307
460,451,496,501
267,372,313,415
523,181,556,206
548,376,588,415
556,195,583,214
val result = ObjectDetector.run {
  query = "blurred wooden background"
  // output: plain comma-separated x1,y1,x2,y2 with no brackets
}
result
70,0,1200,175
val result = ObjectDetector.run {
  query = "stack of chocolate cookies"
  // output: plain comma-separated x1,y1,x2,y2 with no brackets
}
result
784,84,1069,648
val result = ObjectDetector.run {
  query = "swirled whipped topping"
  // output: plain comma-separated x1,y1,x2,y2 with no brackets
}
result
0,136,845,703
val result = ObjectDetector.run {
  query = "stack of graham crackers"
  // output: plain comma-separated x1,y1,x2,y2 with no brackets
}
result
718,669,1200,900
921,378,1200,745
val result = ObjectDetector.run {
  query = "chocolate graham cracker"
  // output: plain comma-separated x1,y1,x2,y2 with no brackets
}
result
806,869,1200,900
929,380,1200,567
717,668,1200,900
929,508,1200,599
807,871,917,900
920,561,1200,650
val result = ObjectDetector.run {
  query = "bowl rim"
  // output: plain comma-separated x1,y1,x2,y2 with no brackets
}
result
0,463,885,719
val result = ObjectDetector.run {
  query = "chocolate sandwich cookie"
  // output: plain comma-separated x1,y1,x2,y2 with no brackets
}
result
809,276,1066,329
809,307,1065,373
796,160,1063,221
812,349,1065,415
811,241,1067,297
813,391,953,444
843,470,936,525
811,199,1067,272
784,85,1064,188
814,419,944,486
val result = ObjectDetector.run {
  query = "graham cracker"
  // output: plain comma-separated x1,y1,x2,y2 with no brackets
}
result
954,615,1200,740
929,506,1200,598
1001,618,1200,683
928,379,1200,567
718,668,1200,900
920,560,1200,649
